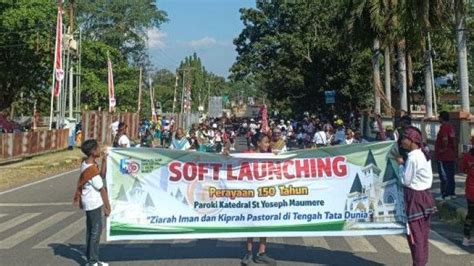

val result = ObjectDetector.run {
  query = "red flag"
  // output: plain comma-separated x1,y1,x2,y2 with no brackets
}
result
108,56,116,112
53,6,63,97
260,105,269,133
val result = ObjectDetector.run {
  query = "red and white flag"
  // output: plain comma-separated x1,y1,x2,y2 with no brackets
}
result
53,5,63,97
108,56,116,112
260,105,269,133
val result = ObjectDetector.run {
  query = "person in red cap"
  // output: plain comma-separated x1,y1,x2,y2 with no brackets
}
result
459,136,474,246
396,126,437,266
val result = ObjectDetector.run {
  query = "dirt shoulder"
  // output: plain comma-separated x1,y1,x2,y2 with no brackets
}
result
0,149,84,192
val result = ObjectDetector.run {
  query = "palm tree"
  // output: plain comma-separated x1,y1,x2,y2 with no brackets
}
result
455,0,470,113
412,0,453,117
348,0,392,115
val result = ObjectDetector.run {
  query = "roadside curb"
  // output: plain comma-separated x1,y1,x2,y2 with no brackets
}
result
46,157,82,168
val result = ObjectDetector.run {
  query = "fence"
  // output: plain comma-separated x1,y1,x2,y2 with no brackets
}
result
361,112,473,152
0,129,69,162
81,111,139,145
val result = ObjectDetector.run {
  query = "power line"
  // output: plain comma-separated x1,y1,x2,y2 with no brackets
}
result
154,47,181,68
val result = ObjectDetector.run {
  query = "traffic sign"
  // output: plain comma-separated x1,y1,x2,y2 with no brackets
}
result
325,90,335,104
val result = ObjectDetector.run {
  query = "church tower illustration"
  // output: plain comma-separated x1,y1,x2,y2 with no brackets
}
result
346,149,405,225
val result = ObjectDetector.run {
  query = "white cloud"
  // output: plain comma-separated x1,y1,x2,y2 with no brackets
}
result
147,28,167,48
188,37,217,48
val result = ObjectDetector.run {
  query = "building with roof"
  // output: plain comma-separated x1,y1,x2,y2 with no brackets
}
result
345,150,405,225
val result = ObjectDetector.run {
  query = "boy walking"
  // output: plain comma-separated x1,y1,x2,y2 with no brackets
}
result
73,139,111,266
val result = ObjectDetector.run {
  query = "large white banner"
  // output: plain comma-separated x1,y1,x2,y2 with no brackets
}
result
106,142,406,241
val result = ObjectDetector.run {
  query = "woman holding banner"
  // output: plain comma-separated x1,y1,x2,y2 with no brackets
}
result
396,127,437,266
241,132,276,266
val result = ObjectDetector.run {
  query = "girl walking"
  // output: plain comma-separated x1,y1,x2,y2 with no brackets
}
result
241,132,276,265
396,127,437,266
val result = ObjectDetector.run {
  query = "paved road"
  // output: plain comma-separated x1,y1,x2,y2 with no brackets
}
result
0,138,473,265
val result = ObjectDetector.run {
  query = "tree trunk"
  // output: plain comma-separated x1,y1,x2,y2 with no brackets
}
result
455,0,470,113
384,47,392,116
406,52,413,113
424,63,433,117
397,40,408,112
372,38,382,114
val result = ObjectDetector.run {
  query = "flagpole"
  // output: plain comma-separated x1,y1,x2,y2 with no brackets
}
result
49,3,62,130
107,51,116,113
172,73,178,114
137,67,142,115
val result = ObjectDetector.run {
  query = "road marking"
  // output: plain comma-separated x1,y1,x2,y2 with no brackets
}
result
302,237,330,249
267,237,286,249
0,169,80,196
382,235,410,253
33,216,85,249
0,212,74,249
0,213,41,234
343,236,377,253
0,202,71,207
172,239,196,247
216,238,244,247
124,240,157,248
429,231,470,255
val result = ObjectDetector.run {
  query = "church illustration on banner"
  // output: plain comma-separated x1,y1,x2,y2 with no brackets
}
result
345,149,406,227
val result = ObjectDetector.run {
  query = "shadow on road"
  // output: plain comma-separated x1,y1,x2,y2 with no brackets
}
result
50,240,382,265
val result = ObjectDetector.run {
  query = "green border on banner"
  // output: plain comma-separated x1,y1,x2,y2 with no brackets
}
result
110,220,346,236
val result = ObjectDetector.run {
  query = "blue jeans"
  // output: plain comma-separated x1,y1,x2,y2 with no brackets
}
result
437,161,456,197
85,206,102,263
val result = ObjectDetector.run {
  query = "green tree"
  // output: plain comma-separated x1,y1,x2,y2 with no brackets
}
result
231,1,374,115
76,0,167,64
0,0,56,113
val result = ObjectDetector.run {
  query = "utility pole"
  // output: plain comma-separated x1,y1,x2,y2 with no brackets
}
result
137,67,142,115
172,73,178,114
149,77,156,123
69,65,73,118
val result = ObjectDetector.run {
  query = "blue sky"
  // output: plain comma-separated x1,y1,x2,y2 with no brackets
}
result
148,0,255,78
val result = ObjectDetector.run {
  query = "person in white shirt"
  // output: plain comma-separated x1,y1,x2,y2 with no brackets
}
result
74,139,111,266
345,129,355,145
112,122,131,148
396,127,436,266
313,127,327,147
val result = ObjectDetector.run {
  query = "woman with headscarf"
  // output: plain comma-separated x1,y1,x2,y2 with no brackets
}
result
169,128,191,150
396,126,437,266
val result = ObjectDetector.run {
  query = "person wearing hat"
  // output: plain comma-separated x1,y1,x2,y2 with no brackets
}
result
333,119,346,145
396,126,437,266
385,125,395,140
